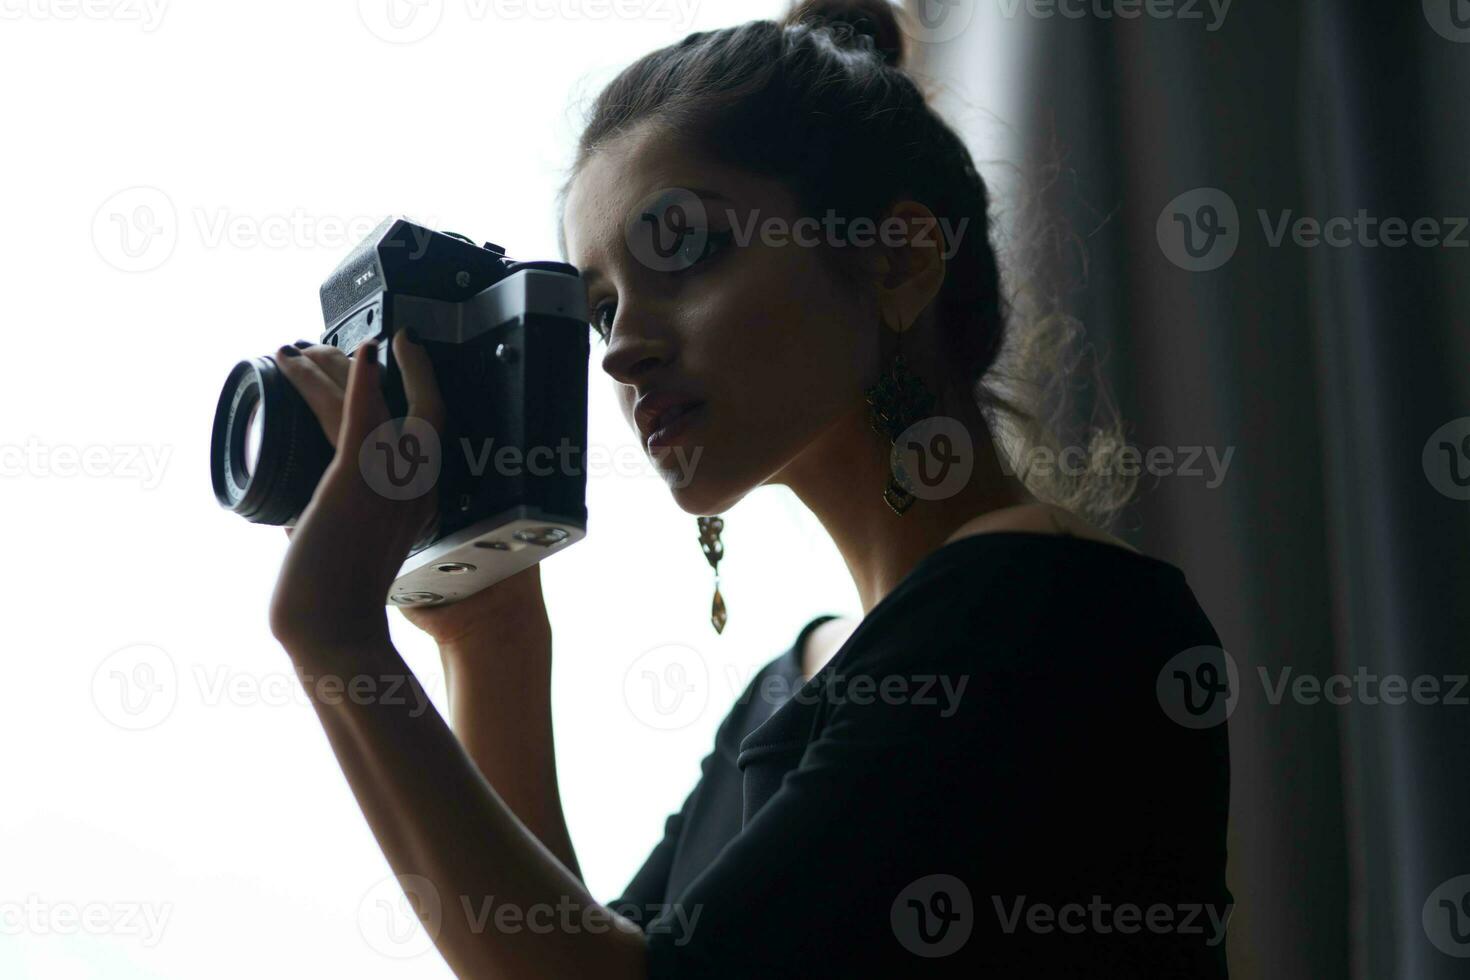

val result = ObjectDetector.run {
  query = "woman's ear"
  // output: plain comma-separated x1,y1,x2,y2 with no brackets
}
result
871,199,947,334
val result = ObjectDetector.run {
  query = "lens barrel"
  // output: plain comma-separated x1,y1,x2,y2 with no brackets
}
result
210,356,334,524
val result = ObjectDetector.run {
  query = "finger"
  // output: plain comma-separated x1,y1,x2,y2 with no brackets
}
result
338,339,391,457
297,342,351,388
393,330,447,432
274,346,345,447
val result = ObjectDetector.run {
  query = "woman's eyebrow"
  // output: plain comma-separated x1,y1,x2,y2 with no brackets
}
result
578,187,735,287
682,186,733,204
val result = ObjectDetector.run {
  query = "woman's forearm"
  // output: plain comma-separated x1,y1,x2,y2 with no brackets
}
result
289,633,645,980
438,615,583,880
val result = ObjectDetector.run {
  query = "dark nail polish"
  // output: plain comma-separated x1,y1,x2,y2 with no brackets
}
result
404,327,421,344
292,340,313,349
277,345,302,358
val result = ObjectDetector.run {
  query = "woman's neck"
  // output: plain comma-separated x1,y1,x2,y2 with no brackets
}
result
773,391,1034,615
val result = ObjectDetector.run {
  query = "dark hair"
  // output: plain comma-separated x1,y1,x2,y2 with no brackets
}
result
558,0,1134,524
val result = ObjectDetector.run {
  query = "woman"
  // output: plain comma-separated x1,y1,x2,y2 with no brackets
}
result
265,1,1232,975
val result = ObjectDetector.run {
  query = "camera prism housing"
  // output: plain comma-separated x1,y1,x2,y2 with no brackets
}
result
211,216,590,608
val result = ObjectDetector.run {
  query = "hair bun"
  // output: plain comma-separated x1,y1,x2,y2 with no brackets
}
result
783,0,905,69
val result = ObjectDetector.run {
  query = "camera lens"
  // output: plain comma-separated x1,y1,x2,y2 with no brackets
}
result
241,399,263,477
210,356,334,524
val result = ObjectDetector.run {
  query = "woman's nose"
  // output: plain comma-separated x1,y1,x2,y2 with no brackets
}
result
599,317,674,385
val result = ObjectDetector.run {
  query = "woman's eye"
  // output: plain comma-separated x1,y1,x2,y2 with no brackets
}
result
587,231,732,343
590,302,615,342
683,229,733,269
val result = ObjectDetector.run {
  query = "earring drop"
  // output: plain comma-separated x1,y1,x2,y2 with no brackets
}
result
696,515,727,634
864,310,936,515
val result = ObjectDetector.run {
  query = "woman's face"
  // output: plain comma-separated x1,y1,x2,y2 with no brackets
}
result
562,123,880,516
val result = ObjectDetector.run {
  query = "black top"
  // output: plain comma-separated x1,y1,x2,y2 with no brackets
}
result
608,532,1233,978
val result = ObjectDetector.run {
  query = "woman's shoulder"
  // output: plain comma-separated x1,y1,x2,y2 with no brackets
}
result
835,529,1217,684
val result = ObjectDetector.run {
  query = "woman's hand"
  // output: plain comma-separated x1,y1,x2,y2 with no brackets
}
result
268,332,445,655
272,337,552,652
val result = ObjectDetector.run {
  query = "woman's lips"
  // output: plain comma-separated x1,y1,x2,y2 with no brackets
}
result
646,401,706,450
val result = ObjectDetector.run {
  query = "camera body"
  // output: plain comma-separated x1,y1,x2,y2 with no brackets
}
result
211,216,590,608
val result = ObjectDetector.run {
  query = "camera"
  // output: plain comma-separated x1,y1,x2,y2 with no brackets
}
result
210,216,590,608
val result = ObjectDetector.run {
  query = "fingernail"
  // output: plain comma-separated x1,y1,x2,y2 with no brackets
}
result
359,340,378,361
292,340,313,349
277,345,302,358
404,327,421,344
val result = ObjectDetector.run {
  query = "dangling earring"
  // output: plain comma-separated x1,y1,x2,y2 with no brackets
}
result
864,307,936,515
696,515,727,634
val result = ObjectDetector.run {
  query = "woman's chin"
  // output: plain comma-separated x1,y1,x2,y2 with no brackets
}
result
665,477,746,518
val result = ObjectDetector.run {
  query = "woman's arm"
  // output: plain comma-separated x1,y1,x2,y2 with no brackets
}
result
266,335,644,978
285,627,645,979
436,603,583,881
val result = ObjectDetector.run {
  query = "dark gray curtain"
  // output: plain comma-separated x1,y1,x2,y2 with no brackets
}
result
917,2,1470,977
